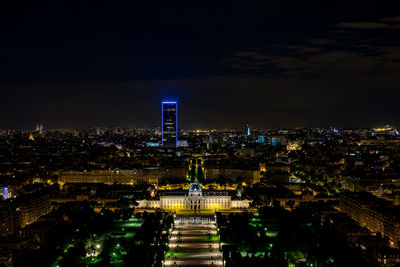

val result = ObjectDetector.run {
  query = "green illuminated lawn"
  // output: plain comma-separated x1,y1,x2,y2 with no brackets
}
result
165,251,190,258
266,231,278,237
106,218,143,239
209,235,219,242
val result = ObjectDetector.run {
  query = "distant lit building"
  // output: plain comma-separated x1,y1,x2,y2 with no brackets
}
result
205,168,261,184
146,142,160,147
207,134,214,150
177,140,189,147
0,186,10,199
257,135,266,144
58,169,186,186
270,137,280,146
243,123,251,137
287,140,302,151
34,123,43,134
162,101,177,147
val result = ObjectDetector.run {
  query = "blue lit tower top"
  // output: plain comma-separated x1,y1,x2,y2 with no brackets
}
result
162,101,177,147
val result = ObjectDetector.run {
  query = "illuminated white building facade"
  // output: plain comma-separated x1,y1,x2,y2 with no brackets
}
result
137,183,252,211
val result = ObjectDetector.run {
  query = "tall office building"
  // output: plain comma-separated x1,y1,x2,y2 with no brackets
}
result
243,122,251,137
162,101,177,147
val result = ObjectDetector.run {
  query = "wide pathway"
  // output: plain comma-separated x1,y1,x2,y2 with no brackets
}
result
164,222,223,266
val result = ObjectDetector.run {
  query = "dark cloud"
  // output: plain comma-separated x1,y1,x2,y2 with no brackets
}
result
336,22,400,29
222,14,400,79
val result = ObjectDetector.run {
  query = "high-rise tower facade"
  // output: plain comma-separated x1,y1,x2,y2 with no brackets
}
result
162,101,177,147
244,122,251,137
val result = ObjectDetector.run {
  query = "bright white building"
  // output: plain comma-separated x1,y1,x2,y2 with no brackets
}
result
137,183,252,212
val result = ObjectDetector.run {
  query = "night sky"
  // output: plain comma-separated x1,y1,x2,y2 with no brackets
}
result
1,2,400,130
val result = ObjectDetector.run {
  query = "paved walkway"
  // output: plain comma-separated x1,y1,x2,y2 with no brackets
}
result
164,223,223,266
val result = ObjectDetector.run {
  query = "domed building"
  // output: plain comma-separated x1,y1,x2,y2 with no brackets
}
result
188,182,202,196
137,182,252,213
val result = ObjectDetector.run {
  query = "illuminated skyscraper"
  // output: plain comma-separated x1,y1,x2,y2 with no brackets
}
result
162,101,177,147
244,123,251,137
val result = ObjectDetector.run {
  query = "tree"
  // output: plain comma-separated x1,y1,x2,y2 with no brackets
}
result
197,166,205,183
61,242,86,267
216,175,227,185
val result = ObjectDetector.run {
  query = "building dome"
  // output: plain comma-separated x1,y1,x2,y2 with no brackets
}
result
189,182,202,194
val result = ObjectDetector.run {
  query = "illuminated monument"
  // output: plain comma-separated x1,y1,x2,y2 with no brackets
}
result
162,101,177,147
137,182,252,213
137,167,252,213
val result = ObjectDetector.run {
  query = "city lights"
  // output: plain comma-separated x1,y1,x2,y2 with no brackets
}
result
1,2,399,265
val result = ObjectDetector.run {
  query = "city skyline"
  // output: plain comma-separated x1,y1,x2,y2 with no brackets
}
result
2,3,400,267
1,97,399,131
